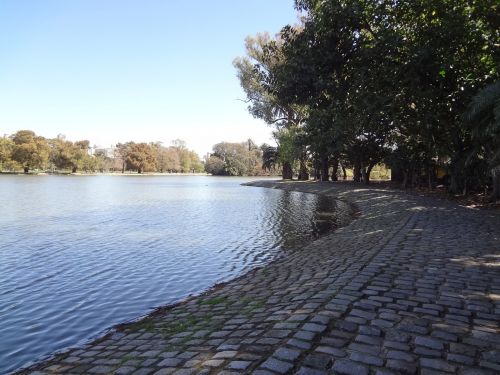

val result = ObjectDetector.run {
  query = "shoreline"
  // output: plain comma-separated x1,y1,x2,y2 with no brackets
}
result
0,171,211,176
13,180,355,374
15,180,500,375
0,172,281,177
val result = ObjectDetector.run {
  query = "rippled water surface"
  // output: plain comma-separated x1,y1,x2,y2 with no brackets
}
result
0,176,350,373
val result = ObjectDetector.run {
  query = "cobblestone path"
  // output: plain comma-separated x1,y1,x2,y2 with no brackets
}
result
20,181,500,375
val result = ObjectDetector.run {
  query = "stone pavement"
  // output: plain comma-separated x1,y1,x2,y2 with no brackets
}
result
19,181,500,375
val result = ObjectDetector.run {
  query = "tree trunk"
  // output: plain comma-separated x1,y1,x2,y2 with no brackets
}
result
331,157,339,181
314,167,320,180
402,170,408,189
320,156,329,182
428,166,433,190
492,166,500,201
23,166,29,174
282,161,293,180
363,163,375,185
341,164,347,180
449,174,460,194
298,160,309,181
462,162,469,195
353,162,361,183
362,170,368,184
391,165,404,183
449,162,463,194
411,169,418,188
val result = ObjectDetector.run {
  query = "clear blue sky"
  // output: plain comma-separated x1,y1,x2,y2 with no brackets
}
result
0,1,298,156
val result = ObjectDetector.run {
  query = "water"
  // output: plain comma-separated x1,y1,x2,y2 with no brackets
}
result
0,175,352,373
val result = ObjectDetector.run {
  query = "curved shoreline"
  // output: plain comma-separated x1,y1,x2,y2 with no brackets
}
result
16,180,500,375
13,181,355,374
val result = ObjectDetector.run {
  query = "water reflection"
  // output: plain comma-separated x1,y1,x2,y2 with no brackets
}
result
0,176,352,373
272,191,352,250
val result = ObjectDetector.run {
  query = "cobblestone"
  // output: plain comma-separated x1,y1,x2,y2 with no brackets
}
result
259,358,293,373
332,359,369,375
272,348,301,362
17,181,500,375
420,358,457,372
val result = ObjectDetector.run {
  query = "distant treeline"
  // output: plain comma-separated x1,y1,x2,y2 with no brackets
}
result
0,130,279,176
0,130,204,174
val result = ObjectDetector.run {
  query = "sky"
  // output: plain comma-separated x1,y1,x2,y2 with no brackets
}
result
0,1,299,157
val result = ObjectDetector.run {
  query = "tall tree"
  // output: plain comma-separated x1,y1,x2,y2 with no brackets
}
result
10,130,50,173
234,33,307,179
271,1,363,181
242,0,499,192
126,143,156,173
208,140,263,176
115,142,133,173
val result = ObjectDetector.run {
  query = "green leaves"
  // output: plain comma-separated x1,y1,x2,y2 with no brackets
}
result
208,141,263,176
234,0,498,190
10,130,50,172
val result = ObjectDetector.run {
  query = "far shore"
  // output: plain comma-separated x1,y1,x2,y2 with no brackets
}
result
0,171,209,176
0,171,280,177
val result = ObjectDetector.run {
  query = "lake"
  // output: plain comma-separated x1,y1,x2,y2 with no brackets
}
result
0,175,351,373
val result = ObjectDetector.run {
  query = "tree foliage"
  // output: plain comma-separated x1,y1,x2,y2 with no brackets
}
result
234,33,308,179
49,137,92,173
1,131,204,174
0,137,16,170
465,81,500,197
10,130,50,173
126,143,157,174
236,0,500,198
206,140,267,176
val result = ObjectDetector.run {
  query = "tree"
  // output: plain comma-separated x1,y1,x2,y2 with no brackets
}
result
465,80,500,199
49,138,74,171
126,143,156,173
164,147,182,172
204,155,225,175
93,150,113,172
261,144,278,172
238,0,498,193
171,139,187,150
179,149,192,172
49,138,93,173
10,130,50,173
269,1,365,181
207,141,263,176
234,33,307,179
381,0,498,192
0,137,15,171
115,142,133,173
73,140,94,172
212,142,248,176
187,150,204,173
170,139,203,173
